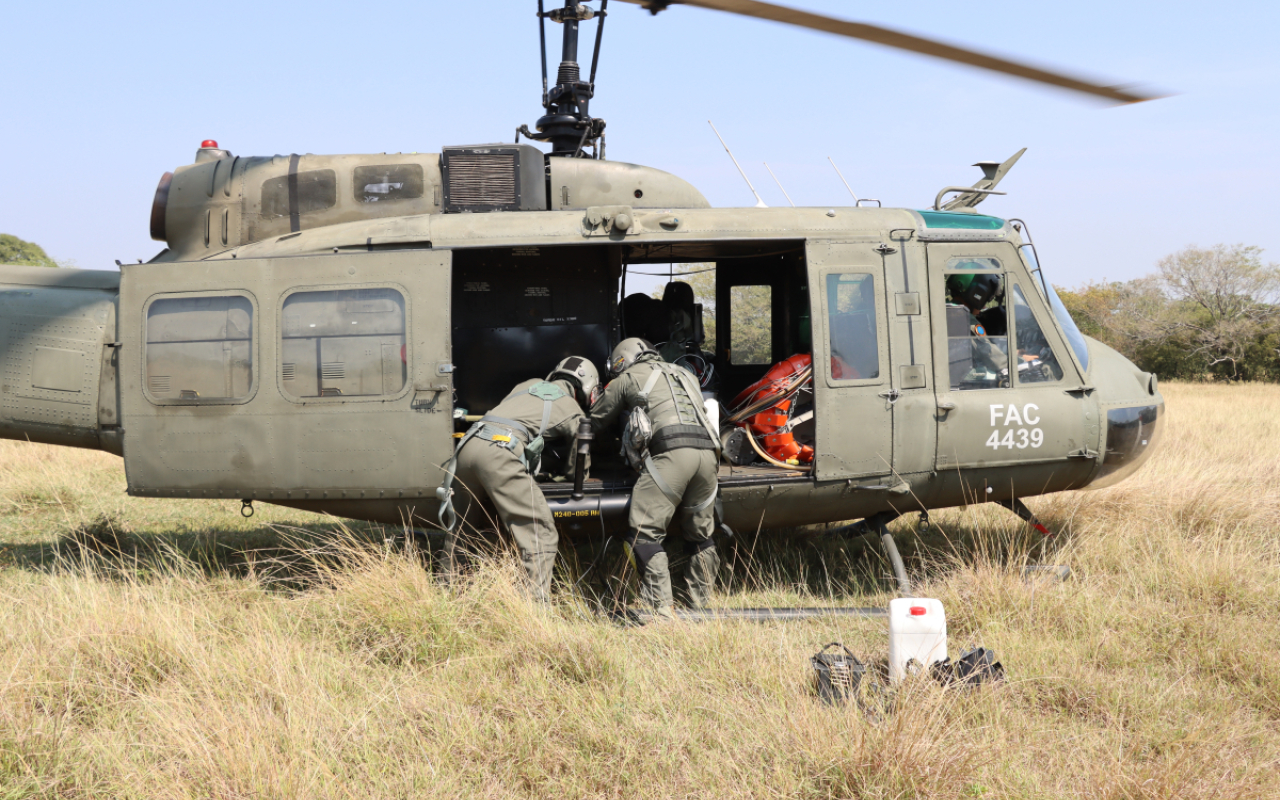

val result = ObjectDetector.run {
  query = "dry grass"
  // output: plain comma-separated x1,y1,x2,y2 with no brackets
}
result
2,381,1278,798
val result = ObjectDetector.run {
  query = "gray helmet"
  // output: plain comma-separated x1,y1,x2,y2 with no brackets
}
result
548,355,601,407
607,337,658,377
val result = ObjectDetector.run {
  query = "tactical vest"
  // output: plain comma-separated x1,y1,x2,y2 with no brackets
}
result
435,380,569,531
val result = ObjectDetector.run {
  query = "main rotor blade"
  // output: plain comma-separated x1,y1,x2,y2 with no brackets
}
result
619,0,1156,105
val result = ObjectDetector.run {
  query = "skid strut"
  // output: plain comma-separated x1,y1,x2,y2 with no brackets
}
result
996,498,1054,537
828,510,911,596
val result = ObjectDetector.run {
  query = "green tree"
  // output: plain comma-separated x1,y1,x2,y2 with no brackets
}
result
1156,244,1280,379
1057,244,1280,381
0,234,59,268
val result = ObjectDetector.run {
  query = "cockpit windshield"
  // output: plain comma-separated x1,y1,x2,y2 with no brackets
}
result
1045,282,1090,372
1020,244,1090,372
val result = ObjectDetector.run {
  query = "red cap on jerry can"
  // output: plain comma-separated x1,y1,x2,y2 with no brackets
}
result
909,606,927,615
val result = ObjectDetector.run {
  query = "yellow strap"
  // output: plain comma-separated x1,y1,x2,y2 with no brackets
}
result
491,434,512,443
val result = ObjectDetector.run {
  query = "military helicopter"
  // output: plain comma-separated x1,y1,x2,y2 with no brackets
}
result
0,0,1164,587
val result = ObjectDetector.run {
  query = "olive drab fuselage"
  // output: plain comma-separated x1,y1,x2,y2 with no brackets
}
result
0,148,1165,536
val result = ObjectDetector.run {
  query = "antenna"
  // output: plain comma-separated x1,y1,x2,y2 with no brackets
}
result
827,156,859,203
764,162,795,207
709,121,767,208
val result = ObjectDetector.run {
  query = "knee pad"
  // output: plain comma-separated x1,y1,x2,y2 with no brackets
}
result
624,534,665,571
684,537,716,557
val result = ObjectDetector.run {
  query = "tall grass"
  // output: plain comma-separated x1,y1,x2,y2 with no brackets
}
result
1,381,1278,798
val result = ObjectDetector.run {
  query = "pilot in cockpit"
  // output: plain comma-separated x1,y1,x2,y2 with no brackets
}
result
946,271,1009,378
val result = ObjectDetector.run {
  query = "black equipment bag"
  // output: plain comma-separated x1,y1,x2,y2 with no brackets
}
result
811,642,866,705
931,647,1005,687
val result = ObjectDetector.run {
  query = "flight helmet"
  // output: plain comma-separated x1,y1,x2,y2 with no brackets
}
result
946,271,1003,312
607,337,658,377
548,355,601,407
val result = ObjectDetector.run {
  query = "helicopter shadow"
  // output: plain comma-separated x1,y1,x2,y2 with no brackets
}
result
711,510,1078,602
2,512,414,591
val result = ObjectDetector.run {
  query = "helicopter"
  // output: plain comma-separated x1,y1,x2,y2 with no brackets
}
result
0,0,1164,585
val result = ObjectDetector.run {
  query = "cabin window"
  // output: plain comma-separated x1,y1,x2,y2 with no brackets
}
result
825,273,880,380
1011,285,1065,384
260,169,337,218
728,285,772,365
353,164,424,203
145,294,254,403
280,287,406,399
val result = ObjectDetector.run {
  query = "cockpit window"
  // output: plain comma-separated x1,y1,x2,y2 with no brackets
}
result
945,270,1009,390
944,256,1001,271
1020,245,1090,371
1045,282,1091,372
1011,285,1064,385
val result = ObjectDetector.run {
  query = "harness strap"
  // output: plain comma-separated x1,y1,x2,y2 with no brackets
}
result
538,396,553,441
643,453,682,505
639,365,663,403
683,487,718,513
436,422,490,531
479,415,530,440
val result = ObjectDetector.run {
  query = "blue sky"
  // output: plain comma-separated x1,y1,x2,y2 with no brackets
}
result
3,0,1277,290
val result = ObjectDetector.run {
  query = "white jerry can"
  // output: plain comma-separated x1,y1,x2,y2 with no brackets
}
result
888,598,947,682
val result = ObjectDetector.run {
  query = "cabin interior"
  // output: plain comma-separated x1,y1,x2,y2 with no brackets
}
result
449,241,816,487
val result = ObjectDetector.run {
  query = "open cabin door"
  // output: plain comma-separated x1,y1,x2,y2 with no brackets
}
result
119,249,454,506
806,240,895,480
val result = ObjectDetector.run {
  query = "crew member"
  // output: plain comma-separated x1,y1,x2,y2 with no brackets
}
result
591,338,721,614
946,271,1009,376
656,281,699,363
437,356,600,600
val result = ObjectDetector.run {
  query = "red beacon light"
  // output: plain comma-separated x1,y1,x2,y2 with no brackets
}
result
200,139,219,149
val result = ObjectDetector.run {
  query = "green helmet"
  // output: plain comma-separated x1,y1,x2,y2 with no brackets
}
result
607,337,658,377
548,356,601,407
946,271,1002,312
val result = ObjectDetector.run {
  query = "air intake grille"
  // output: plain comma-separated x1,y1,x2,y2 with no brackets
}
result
149,375,170,394
440,144,545,213
281,363,296,381
446,154,517,207
322,363,345,381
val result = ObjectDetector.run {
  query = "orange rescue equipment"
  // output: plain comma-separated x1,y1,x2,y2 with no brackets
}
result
730,353,815,465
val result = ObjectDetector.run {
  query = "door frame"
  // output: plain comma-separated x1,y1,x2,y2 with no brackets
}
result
807,240,894,481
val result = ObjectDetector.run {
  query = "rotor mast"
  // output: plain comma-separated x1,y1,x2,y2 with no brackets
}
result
520,0,608,157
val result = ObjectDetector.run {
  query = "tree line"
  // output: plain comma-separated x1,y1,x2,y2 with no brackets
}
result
1056,244,1280,381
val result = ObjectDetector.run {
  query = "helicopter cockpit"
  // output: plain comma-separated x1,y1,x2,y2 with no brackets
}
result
945,258,1065,391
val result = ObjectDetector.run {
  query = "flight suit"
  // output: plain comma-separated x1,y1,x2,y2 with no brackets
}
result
591,355,719,611
968,310,1010,376
443,378,585,600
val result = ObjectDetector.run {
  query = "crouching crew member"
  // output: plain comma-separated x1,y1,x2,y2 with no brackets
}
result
437,356,600,600
591,338,721,613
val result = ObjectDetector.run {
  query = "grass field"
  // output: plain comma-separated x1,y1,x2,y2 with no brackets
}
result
2,381,1278,798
